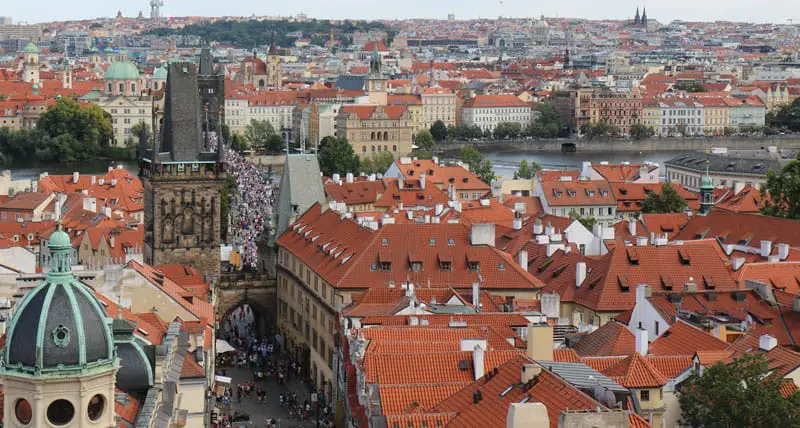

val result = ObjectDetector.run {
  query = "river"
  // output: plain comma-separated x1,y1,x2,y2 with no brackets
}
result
481,150,683,179
5,160,139,181
3,151,685,182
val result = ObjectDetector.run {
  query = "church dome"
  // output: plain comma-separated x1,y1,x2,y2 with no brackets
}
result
3,226,114,376
701,173,713,189
21,43,39,54
105,61,140,81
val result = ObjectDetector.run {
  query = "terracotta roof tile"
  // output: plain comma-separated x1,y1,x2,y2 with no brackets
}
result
648,320,730,356
590,353,667,388
573,321,636,357
540,180,615,207
675,209,800,248
180,354,206,379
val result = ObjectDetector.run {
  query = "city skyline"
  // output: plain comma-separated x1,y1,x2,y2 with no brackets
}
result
4,0,800,25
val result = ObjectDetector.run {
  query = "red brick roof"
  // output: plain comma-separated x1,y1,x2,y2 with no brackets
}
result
374,178,449,209
584,354,667,388
714,186,763,214
341,105,409,121
391,160,490,192
180,354,205,378
734,262,800,294
612,182,699,212
0,192,52,211
363,41,389,52
128,261,214,325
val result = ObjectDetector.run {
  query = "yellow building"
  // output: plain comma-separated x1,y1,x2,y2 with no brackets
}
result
336,105,414,158
641,98,661,135
387,94,423,135
421,87,458,130
698,97,730,136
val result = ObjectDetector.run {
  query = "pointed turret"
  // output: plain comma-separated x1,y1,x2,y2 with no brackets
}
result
641,7,648,27
634,7,641,25
268,31,278,56
699,160,714,215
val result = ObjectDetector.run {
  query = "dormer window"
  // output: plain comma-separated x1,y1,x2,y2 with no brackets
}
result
411,262,423,272
381,261,392,272
469,261,480,272
440,261,452,272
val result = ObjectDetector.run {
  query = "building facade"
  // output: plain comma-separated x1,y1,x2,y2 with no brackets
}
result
461,94,535,133
421,88,458,130
336,105,413,158
589,89,643,136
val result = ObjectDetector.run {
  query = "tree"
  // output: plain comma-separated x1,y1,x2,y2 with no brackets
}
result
767,98,800,132
318,136,360,177
459,145,495,184
430,120,448,142
679,354,800,428
415,129,434,150
37,98,114,158
410,149,434,160
131,121,152,148
244,120,276,151
229,133,250,153
568,209,597,230
266,134,284,153
761,153,800,219
513,160,541,179
641,183,689,213
360,151,395,174
581,122,612,140
493,122,522,140
630,124,655,141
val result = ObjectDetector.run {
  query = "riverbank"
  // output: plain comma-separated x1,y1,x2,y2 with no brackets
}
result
434,136,800,154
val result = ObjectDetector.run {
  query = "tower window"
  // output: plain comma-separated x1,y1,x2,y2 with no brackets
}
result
47,399,75,426
15,399,32,425
87,394,105,421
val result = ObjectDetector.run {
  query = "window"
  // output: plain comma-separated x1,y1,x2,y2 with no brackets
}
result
381,261,392,272
468,261,480,272
47,399,75,425
411,262,423,272
15,399,32,425
87,394,105,421
655,321,660,335
640,390,650,401
440,261,452,271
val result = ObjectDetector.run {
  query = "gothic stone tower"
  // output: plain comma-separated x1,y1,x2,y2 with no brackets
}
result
196,47,225,133
140,62,225,279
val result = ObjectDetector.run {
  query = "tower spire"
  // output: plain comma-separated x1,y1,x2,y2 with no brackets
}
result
634,7,641,25
699,159,714,215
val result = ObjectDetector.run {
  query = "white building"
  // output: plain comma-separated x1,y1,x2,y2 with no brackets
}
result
726,96,766,130
536,178,617,227
658,98,705,137
224,97,295,135
461,94,536,133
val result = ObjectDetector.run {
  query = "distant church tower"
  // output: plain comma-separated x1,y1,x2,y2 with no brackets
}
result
140,63,226,279
699,160,714,215
634,7,641,25
196,47,225,134
366,44,388,105
641,7,648,29
265,34,283,89
21,43,40,84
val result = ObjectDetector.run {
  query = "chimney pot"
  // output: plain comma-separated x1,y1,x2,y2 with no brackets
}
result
778,243,790,261
575,262,586,288
761,240,772,258
635,327,649,356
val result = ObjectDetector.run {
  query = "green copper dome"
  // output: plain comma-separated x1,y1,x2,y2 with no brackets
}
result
21,43,39,54
2,225,115,377
701,174,713,188
105,61,140,81
153,65,168,79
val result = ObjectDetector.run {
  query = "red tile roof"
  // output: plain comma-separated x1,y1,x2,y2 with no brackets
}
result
180,354,206,378
540,180,615,207
462,94,528,108
611,183,699,212
341,104,409,121
674,209,800,248
434,356,602,428
391,160,489,192
714,186,763,213
648,320,729,356
374,178,449,209
573,321,636,357
128,261,214,325
325,179,387,205
584,354,667,388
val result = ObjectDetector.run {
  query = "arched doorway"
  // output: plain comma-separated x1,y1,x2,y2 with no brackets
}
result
218,300,271,343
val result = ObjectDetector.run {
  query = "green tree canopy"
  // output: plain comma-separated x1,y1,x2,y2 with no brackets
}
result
761,153,800,219
430,120,448,142
318,136,360,177
131,121,152,149
513,159,541,179
459,145,495,185
37,98,113,156
641,183,689,213
415,129,434,150
630,124,655,141
767,98,800,132
679,354,800,428
568,209,597,230
244,120,276,152
493,122,522,140
360,151,395,174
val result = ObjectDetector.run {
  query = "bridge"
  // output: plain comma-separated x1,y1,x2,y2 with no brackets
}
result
215,271,276,338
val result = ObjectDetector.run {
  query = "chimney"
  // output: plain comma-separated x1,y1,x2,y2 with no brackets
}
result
684,281,698,293
533,219,543,235
733,181,745,195
110,235,115,248
398,177,405,190
761,240,772,258
432,156,439,165
635,327,648,356
346,172,354,184
518,250,528,272
628,217,637,236
420,173,426,190
473,344,485,380
435,203,444,216
82,197,97,213
512,213,523,231
526,324,554,361
768,255,780,263
472,281,480,309
794,295,800,313
448,183,456,201
636,285,652,306
368,173,376,182
636,236,648,246
91,176,96,185
506,403,549,428
332,173,340,184
111,178,117,186
575,262,586,288
73,171,80,184
108,166,113,172
521,363,541,384
758,334,777,352
470,224,496,247
778,243,790,261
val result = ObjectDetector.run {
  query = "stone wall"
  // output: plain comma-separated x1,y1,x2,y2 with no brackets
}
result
437,136,800,154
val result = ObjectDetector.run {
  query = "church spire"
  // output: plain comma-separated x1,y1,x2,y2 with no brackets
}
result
699,160,714,215
634,7,641,25
641,7,648,27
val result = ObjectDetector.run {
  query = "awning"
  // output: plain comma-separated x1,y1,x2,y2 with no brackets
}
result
216,339,236,354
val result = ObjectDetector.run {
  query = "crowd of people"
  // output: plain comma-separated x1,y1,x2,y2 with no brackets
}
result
225,147,278,271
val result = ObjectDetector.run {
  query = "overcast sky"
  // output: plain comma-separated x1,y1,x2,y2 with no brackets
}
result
5,0,798,25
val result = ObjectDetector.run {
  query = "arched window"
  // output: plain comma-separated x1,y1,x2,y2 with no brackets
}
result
370,131,375,140
107,83,112,93
131,83,136,93
384,131,389,140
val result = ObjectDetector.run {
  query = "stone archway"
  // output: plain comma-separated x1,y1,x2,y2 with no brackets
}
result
215,274,276,342
218,298,270,341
